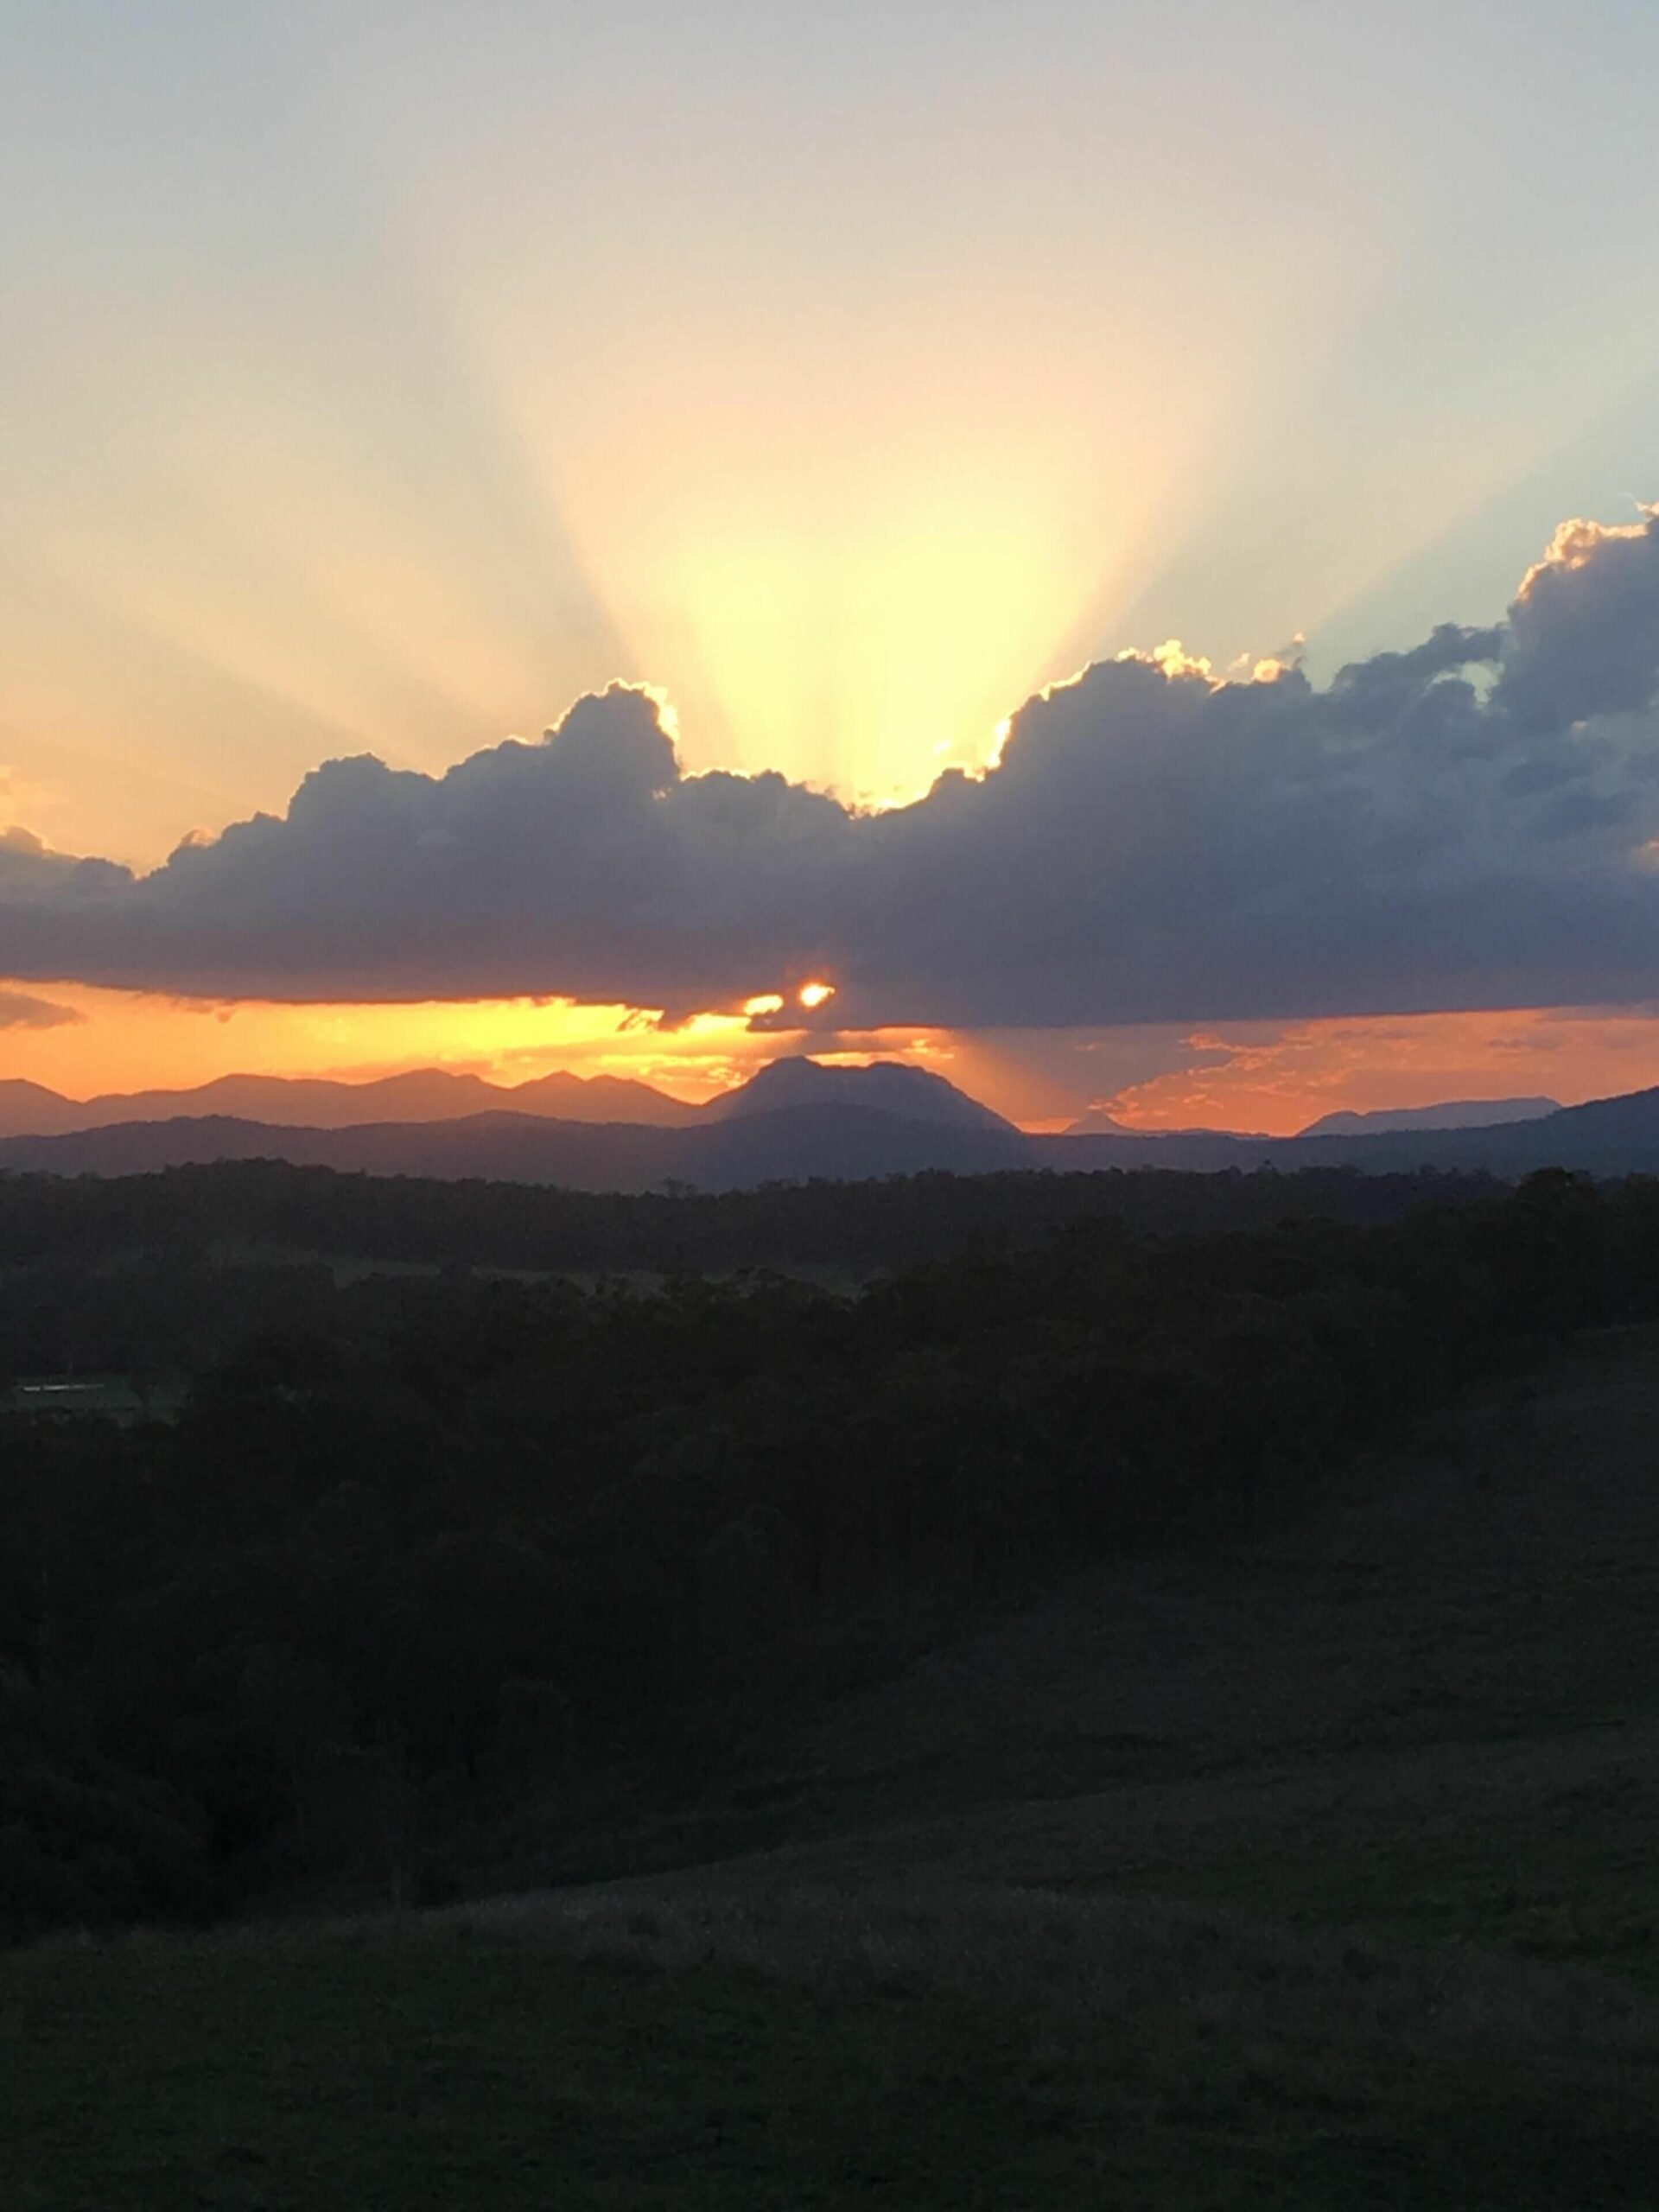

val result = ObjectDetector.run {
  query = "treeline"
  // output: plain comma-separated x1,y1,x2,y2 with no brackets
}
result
0,1155,1499,1283
3,1166,1656,1940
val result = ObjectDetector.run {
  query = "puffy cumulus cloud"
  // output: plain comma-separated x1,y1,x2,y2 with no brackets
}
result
1497,510,1659,732
5,514,1659,1030
0,690,850,1011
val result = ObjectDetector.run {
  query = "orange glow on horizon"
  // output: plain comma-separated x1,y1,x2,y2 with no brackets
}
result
0,983,753,1106
1096,1008,1659,1136
11,984,1659,1140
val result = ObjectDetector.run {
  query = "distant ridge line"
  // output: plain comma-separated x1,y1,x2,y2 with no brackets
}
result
0,1054,1010,1141
7,1077,1659,1189
1298,1096,1560,1137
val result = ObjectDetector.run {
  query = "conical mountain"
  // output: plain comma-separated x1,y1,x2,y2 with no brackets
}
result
706,1056,1014,1133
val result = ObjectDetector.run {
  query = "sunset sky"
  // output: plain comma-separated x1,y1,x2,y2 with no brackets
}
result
6,2,1659,1131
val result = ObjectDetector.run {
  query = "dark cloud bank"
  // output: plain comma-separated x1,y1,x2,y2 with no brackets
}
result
5,510,1659,1029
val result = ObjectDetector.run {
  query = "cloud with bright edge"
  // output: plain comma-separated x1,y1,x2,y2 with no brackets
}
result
5,509,1659,1033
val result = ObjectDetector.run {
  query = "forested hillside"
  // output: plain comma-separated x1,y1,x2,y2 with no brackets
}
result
3,1163,1655,1938
0,1155,1496,1294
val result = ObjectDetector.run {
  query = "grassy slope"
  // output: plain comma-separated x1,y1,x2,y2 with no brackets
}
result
6,1330,1659,2208
598,1326,1659,1978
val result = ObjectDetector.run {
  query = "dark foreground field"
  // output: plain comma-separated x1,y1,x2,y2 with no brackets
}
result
6,1904,1656,2212
7,1329,1659,2208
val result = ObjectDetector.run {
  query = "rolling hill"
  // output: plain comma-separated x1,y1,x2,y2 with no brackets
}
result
0,1101,1028,1192
0,1079,84,1137
1299,1095,1560,1136
9,1327,1659,2208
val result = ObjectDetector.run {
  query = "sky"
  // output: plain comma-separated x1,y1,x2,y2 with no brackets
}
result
5,1,1659,1131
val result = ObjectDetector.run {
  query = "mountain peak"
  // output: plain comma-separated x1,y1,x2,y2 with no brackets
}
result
709,1056,1014,1133
1064,1106,1136,1136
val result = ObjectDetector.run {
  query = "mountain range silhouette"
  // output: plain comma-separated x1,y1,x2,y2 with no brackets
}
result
3,1058,1658,1190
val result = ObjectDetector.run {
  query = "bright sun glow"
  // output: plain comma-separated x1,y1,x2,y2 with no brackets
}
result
798,981,836,1010
0,983,787,1104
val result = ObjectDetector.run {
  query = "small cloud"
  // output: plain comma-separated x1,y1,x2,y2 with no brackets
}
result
0,988,84,1032
1119,639,1216,682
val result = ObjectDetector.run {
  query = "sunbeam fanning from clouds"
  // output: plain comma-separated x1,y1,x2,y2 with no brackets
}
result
9,508,1659,1039
9,3,1659,1119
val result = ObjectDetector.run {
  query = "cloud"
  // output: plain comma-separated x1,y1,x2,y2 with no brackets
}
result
0,982,85,1032
1496,511,1659,731
5,510,1659,1030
